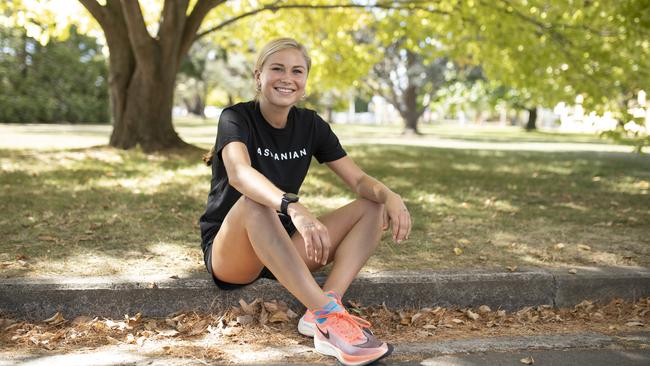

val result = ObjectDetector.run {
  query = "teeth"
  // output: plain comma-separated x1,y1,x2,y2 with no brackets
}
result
276,88,294,93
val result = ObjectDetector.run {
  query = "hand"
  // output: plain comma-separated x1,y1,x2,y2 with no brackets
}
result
383,193,411,243
288,203,331,266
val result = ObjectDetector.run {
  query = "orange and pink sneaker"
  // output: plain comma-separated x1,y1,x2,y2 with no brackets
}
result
313,309,392,366
298,291,341,337
298,291,373,337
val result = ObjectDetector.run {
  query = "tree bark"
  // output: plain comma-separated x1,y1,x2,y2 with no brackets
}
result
525,107,538,131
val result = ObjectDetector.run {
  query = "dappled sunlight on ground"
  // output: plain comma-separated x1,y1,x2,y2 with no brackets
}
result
1,125,649,277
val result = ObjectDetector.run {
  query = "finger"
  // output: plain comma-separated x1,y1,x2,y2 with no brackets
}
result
382,208,389,230
398,212,409,242
405,211,412,239
304,235,314,261
392,214,401,242
320,229,331,265
311,230,322,265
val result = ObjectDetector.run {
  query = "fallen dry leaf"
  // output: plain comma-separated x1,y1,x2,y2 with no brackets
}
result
554,243,566,250
187,319,209,336
43,312,65,326
478,305,492,314
239,298,259,315
399,311,411,325
568,268,577,274
259,306,268,325
520,356,535,364
451,318,464,324
347,300,362,309
577,244,591,251
506,266,518,272
236,315,254,326
466,310,479,321
157,329,179,337
264,301,279,313
411,312,423,324
286,308,298,319
625,321,645,327
71,316,92,325
222,326,242,336
269,311,289,323
453,247,463,256
497,310,507,317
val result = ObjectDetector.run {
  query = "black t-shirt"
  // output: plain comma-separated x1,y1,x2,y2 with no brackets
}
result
199,101,347,251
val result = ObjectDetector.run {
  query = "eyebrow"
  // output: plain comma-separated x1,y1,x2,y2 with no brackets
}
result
269,63,306,69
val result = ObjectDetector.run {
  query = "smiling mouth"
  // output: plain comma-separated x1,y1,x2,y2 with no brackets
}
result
274,87,296,94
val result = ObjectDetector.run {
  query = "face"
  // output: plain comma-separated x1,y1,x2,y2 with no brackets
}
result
255,48,308,109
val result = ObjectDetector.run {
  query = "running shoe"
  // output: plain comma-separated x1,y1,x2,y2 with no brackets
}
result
313,310,392,366
298,292,373,337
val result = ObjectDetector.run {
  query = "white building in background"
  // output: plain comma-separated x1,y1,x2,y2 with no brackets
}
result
331,95,401,124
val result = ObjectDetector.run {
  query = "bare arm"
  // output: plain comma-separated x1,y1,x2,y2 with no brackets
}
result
221,141,284,211
326,156,411,243
222,141,330,265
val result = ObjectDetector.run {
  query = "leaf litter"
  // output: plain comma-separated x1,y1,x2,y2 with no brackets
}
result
0,297,648,363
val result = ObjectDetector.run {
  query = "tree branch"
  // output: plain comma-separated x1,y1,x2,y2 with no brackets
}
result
158,0,188,70
178,0,226,69
119,0,156,63
195,1,451,40
78,0,107,30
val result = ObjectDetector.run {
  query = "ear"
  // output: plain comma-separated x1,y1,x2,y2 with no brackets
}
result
254,69,261,84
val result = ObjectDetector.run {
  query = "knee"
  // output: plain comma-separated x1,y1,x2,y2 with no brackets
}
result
241,196,274,225
358,198,384,223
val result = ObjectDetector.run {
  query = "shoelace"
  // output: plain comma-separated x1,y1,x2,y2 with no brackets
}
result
321,311,373,343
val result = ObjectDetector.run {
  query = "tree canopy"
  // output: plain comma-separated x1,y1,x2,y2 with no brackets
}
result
2,0,648,148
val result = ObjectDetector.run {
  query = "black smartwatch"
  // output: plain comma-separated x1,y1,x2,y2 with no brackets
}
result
281,193,299,215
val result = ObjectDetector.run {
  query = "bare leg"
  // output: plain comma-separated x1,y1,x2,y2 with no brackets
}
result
211,196,331,310
290,198,384,296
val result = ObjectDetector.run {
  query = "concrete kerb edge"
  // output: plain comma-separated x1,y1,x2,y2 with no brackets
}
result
1,266,648,321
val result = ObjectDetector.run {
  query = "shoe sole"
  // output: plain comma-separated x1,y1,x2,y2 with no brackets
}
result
314,337,393,366
298,316,315,337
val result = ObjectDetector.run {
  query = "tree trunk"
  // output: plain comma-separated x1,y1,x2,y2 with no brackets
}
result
110,67,187,150
402,50,422,135
525,107,538,131
403,86,419,134
79,0,219,152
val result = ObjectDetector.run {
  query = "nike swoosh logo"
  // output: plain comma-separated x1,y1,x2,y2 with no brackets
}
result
317,325,330,339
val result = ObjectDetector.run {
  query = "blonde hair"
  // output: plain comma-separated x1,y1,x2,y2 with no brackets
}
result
255,37,311,75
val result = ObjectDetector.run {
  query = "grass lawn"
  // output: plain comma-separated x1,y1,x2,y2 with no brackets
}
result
1,121,648,278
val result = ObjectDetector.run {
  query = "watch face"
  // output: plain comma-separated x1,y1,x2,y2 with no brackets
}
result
285,193,299,202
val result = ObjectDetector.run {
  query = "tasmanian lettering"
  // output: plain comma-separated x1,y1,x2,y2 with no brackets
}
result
257,147,307,161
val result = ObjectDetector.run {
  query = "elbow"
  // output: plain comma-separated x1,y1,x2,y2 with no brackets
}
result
226,168,245,192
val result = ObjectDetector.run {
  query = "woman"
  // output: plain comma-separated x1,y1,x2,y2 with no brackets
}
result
200,38,411,366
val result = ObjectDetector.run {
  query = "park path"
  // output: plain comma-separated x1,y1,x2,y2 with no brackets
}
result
0,123,638,154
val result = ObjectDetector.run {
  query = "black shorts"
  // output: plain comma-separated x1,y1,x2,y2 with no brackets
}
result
202,213,298,290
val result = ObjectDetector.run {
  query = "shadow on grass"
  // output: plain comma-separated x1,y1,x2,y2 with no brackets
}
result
1,144,649,278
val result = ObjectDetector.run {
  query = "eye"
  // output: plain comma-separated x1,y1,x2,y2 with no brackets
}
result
293,69,303,74
271,67,283,72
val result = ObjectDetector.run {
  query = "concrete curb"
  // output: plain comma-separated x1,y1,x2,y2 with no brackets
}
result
1,266,648,320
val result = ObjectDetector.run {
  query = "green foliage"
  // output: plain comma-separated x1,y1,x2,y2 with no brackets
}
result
0,25,109,123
